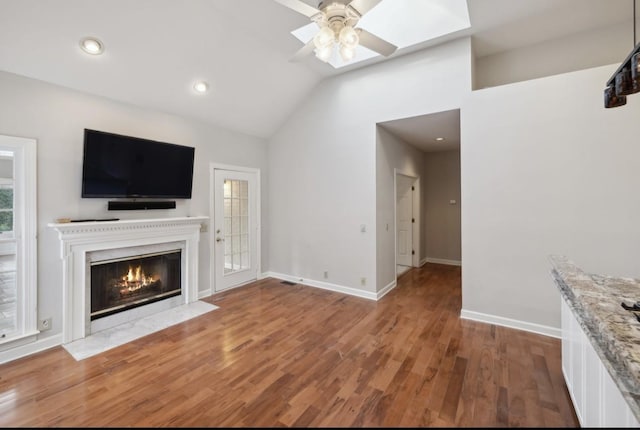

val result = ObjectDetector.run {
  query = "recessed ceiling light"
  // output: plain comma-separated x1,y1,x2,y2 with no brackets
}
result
435,137,445,141
193,81,209,94
80,37,104,55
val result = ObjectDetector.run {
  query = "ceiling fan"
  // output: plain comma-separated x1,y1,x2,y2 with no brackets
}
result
274,0,398,63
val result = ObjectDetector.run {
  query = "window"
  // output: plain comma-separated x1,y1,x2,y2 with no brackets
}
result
0,179,14,236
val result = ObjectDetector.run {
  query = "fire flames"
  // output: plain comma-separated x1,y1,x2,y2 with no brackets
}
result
118,265,156,295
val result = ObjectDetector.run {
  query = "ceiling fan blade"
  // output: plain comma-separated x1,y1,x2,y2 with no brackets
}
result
290,39,316,62
273,0,321,18
356,28,397,57
347,0,383,16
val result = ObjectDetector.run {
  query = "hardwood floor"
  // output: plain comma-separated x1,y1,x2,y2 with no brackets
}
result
0,263,579,427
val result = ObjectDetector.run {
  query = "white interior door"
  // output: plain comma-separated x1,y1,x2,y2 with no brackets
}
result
396,174,414,267
213,168,258,291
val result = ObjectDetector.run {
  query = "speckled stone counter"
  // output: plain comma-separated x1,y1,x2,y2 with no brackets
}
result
550,255,640,421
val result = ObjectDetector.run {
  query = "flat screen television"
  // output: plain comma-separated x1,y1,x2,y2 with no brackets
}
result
81,129,195,199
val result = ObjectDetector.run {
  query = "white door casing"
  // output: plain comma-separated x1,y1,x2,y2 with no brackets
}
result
212,166,259,292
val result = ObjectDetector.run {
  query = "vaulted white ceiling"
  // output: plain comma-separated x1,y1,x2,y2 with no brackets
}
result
0,0,632,140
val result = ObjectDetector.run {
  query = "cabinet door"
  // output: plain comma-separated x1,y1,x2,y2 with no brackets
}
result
602,365,634,427
583,335,603,426
569,303,586,425
561,297,640,427
561,300,572,384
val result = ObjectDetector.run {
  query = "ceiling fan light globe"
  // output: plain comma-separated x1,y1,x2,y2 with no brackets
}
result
313,26,335,50
339,26,359,49
315,45,333,62
339,44,356,62
315,47,332,62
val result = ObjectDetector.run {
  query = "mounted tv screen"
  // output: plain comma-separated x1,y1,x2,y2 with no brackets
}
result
81,129,195,199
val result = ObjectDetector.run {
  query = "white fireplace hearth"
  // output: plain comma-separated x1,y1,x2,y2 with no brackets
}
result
49,216,208,344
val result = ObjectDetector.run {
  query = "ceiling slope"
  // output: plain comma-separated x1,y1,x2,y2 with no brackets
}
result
0,0,633,139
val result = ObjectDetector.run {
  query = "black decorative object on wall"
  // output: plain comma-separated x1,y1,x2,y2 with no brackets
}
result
605,0,640,108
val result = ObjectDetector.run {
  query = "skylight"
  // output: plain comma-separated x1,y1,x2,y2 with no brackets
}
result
291,0,470,68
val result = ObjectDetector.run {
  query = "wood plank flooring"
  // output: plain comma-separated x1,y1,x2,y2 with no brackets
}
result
0,263,579,427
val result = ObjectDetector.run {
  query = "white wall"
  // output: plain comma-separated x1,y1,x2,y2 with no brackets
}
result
0,70,268,344
462,64,640,333
376,126,426,289
268,38,472,295
475,22,635,90
424,149,461,263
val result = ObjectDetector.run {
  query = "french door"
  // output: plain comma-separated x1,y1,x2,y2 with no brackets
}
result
0,135,37,345
212,167,259,292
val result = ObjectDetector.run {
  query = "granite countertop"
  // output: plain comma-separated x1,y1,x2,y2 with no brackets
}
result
549,255,640,420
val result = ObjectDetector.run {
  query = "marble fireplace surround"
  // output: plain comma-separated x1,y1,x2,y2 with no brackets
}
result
49,216,208,344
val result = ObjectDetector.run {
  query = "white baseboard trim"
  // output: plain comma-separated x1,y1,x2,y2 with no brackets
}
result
263,271,378,301
377,279,397,300
0,334,63,365
460,309,561,339
208,278,260,296
419,258,428,267
198,288,212,299
425,258,462,266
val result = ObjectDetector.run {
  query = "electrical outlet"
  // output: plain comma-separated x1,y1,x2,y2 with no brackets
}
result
38,317,52,331
324,271,328,279
361,277,366,286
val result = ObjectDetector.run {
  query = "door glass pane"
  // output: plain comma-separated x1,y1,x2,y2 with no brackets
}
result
224,254,232,274
0,190,13,234
240,198,248,216
240,181,248,199
223,179,250,275
0,210,12,233
0,249,17,337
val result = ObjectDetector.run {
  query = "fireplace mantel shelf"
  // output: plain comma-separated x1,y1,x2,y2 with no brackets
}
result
49,216,208,236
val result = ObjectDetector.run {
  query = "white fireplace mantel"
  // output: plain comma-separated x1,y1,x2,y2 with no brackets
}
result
49,216,208,343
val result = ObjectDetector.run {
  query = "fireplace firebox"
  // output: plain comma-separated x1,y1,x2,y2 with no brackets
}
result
90,249,181,320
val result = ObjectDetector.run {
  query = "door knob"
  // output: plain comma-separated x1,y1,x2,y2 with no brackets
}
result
216,237,224,242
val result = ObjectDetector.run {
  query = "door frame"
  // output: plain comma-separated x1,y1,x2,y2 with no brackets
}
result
209,163,261,293
0,135,37,346
394,169,420,278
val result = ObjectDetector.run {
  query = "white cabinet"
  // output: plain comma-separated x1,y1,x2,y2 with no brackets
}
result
561,299,640,427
